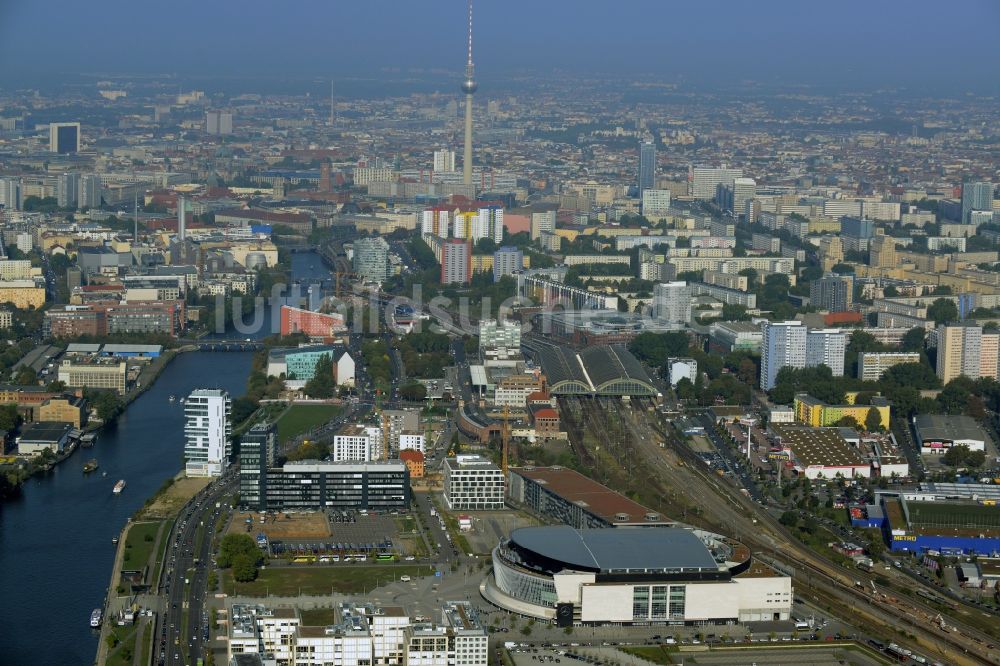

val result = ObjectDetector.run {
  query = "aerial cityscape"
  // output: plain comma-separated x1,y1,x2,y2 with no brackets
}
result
2,1,1000,665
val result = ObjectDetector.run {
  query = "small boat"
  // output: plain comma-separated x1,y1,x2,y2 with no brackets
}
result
168,395,176,402
113,479,126,494
179,397,186,404
90,608,102,628
83,459,99,474
102,471,107,477
112,536,119,545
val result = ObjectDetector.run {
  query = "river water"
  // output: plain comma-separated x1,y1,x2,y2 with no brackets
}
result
0,251,329,664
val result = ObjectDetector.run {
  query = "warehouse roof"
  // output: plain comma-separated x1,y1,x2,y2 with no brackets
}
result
512,466,665,525
510,525,718,573
772,424,866,469
913,414,988,444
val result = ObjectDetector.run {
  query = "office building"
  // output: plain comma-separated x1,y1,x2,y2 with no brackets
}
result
529,207,556,240
279,305,346,339
731,177,756,219
652,281,692,324
840,216,876,253
962,181,994,224
443,454,505,511
238,423,278,512
441,238,471,285
282,344,354,385
332,425,383,462
638,142,656,195
434,149,456,173
352,236,390,284
478,319,521,356
760,321,807,390
0,177,21,211
57,360,127,393
49,122,81,153
492,246,522,282
641,189,671,218
666,358,698,387
809,274,853,312
184,389,232,477
690,166,743,200
56,172,80,209
857,352,922,382
805,329,848,377
936,324,997,383
262,460,408,511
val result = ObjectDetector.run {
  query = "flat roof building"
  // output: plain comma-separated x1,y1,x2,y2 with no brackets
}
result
443,454,504,511
913,414,989,455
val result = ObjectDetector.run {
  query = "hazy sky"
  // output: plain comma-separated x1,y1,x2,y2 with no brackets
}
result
1,0,998,93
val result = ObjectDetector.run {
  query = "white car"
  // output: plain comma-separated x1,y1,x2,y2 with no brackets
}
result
400,575,411,582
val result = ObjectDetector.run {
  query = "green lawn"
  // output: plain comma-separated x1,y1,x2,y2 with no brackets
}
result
277,404,343,443
105,623,139,666
151,519,175,584
300,607,339,626
621,646,675,665
223,564,434,596
122,521,161,572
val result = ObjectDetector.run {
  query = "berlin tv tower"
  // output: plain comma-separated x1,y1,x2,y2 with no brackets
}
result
460,0,477,186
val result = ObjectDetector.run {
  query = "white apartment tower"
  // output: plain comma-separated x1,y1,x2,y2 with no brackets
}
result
184,389,233,477
760,321,807,390
434,150,456,173
332,425,384,461
653,281,692,325
805,328,848,377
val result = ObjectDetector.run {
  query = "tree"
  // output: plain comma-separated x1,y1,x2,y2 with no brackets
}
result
13,366,37,386
232,552,260,582
883,285,899,297
942,444,972,467
303,354,335,399
218,533,264,569
865,407,883,433
474,237,497,254
46,380,66,392
900,327,927,353
0,404,19,431
399,382,427,401
835,415,861,430
966,449,987,468
927,298,959,325
779,511,799,528
675,377,696,401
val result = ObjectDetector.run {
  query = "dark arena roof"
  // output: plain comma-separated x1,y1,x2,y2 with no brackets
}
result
508,525,720,574
537,344,657,396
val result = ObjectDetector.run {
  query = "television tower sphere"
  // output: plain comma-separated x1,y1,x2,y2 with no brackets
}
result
461,77,478,95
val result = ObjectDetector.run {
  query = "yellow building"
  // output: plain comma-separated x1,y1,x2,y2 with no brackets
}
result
793,393,890,430
0,281,46,309
38,394,88,428
869,234,897,269
57,361,127,394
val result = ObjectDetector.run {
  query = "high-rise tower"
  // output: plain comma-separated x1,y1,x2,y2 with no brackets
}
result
461,0,477,186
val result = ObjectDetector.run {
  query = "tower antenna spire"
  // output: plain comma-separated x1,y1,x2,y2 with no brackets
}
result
461,0,478,186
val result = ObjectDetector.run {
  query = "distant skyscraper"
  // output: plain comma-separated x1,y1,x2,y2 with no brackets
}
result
79,175,101,209
760,321,807,390
434,149,456,173
690,166,743,200
731,178,756,219
460,0,478,186
936,323,997,383
184,389,232,477
0,177,22,211
962,181,994,223
49,122,80,153
239,422,277,511
206,111,233,135
642,189,671,217
638,141,656,195
57,173,80,209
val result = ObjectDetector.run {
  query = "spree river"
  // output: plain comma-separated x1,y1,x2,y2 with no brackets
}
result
0,251,329,664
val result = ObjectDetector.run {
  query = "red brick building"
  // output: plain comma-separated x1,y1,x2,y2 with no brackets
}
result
399,449,425,478
280,305,346,338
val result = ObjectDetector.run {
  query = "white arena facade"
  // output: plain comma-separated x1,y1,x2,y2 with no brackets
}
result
481,525,792,626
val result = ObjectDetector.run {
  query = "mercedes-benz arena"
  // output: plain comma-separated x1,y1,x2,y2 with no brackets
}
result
481,525,791,626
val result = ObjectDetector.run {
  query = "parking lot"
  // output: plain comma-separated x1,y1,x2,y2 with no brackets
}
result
249,510,408,560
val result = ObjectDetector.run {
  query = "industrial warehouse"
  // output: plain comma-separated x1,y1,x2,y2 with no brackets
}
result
481,525,791,626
